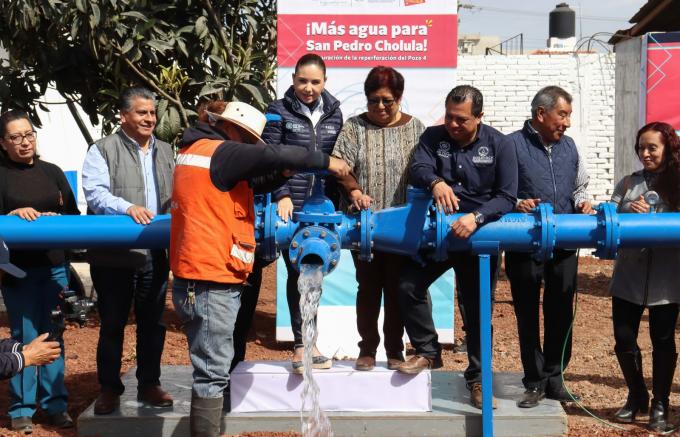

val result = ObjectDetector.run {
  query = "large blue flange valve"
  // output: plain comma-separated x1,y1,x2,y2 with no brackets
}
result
288,225,342,274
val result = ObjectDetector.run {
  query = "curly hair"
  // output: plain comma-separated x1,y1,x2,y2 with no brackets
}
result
641,121,680,210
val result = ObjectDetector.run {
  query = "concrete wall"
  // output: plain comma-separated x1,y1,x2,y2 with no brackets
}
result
457,53,617,203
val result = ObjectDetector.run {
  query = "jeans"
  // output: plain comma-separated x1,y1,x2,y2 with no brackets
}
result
1,264,69,419
173,278,242,399
91,250,169,394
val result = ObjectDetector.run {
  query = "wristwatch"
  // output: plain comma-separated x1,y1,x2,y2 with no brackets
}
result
472,211,485,224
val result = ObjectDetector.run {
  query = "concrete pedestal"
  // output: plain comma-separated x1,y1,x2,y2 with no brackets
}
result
77,364,567,437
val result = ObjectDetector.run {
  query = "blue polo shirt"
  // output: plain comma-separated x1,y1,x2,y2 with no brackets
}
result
410,123,517,220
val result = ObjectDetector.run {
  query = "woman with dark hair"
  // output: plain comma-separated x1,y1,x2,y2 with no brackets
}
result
0,110,79,433
261,53,343,373
609,122,680,433
331,66,426,371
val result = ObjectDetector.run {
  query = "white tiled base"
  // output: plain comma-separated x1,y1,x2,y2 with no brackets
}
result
230,360,431,412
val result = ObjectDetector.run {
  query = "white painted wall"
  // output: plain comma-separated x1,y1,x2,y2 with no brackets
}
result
457,53,617,203
31,88,102,213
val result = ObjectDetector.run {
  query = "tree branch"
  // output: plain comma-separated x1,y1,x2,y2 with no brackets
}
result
200,0,234,70
117,54,190,128
118,56,180,106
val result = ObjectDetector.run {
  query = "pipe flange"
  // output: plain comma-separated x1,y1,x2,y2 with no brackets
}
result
359,208,373,261
594,202,619,259
260,201,279,262
288,225,342,274
535,203,556,260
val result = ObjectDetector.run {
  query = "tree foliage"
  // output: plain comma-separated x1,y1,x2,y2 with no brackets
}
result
0,0,277,143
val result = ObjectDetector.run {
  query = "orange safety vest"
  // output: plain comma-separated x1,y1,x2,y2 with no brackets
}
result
170,138,256,284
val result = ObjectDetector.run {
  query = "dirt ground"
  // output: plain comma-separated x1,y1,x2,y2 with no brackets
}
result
0,256,678,436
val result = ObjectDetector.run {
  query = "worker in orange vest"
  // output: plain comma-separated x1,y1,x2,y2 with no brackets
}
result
170,100,350,437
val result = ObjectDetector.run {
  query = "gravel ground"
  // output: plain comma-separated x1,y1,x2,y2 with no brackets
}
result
0,256,677,436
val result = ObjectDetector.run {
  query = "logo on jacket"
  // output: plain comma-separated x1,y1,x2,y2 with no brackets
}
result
437,141,451,158
285,121,305,133
472,145,494,164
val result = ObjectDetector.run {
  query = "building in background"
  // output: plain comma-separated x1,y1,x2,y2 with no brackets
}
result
458,34,501,55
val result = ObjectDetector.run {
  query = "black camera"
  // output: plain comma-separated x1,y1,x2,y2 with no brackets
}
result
48,288,95,341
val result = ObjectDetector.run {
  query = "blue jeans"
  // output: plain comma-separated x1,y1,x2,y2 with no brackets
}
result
173,278,242,399
1,264,69,418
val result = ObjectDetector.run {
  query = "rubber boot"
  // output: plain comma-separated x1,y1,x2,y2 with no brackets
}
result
190,395,223,437
649,351,678,434
613,349,649,423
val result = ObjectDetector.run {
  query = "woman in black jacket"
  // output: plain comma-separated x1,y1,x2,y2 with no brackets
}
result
262,54,343,373
0,110,80,433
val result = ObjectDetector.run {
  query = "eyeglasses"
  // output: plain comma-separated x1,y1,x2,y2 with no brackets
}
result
367,97,396,108
5,131,37,145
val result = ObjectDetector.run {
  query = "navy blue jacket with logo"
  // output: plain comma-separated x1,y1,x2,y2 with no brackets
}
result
262,86,343,209
410,123,517,221
505,121,579,214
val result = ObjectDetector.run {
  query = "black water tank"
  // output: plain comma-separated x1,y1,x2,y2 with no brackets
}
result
549,3,575,39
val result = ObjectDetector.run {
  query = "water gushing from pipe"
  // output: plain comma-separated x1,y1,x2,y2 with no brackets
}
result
297,263,333,437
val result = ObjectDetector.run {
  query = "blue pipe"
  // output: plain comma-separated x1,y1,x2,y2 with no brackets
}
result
5,189,680,437
0,215,171,249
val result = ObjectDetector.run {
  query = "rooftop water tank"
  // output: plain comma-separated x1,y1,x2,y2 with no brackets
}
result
549,3,575,39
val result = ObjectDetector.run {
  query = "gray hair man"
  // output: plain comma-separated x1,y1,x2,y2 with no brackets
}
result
504,85,592,409
82,87,175,415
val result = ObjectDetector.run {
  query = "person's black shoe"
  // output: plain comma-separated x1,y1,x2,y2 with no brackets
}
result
517,387,545,408
546,386,580,403
47,411,74,428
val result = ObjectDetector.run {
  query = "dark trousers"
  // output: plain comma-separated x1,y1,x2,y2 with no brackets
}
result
505,249,578,392
398,252,498,383
91,250,169,394
230,257,273,372
352,251,405,357
612,296,678,354
282,252,306,348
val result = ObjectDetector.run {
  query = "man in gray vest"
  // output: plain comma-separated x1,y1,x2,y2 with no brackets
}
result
504,86,593,409
82,87,175,415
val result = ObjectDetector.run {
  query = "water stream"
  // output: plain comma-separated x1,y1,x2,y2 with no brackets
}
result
297,263,334,437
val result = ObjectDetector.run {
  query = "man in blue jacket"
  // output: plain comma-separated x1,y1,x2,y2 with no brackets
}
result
505,86,593,409
395,85,517,410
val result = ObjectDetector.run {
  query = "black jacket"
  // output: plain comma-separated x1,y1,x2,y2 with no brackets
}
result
178,122,329,193
262,86,343,209
0,338,24,380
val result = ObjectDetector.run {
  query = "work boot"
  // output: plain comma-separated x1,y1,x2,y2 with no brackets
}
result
190,395,223,437
649,350,678,433
613,349,649,423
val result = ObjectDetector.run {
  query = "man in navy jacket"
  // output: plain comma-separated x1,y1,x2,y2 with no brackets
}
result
505,86,592,409
395,85,517,410
0,240,62,379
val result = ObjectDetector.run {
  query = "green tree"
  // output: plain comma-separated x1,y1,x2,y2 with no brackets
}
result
0,0,277,143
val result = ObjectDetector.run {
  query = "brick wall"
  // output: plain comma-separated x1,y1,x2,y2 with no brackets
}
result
457,53,617,202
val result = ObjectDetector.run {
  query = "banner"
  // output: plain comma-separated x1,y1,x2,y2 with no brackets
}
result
644,32,680,130
275,0,458,358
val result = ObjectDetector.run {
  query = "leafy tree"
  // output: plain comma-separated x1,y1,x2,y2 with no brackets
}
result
0,0,277,143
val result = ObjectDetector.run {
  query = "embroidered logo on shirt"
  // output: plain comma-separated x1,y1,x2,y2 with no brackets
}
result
285,121,306,133
436,141,451,158
472,145,494,164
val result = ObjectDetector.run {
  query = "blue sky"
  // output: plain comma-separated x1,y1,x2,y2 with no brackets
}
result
457,0,648,50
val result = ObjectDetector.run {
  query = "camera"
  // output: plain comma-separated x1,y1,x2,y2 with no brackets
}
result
48,288,96,341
